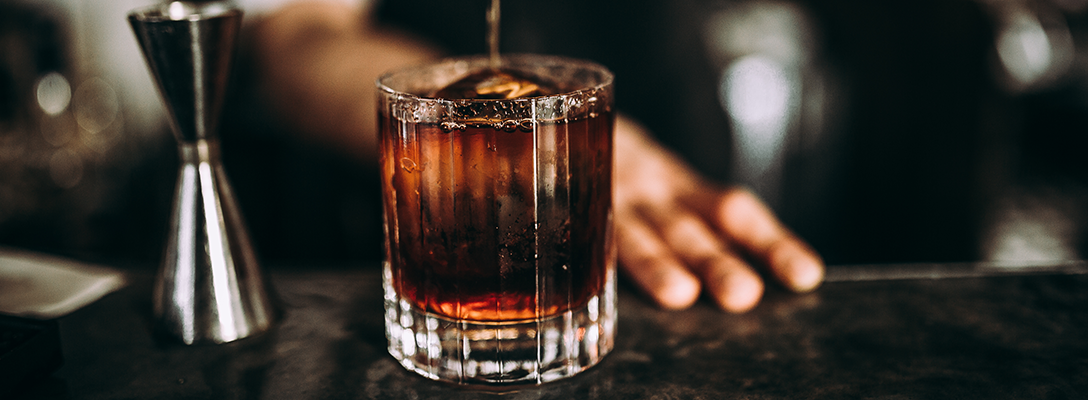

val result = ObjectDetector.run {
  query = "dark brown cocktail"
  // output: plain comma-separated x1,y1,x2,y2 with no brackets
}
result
378,54,615,385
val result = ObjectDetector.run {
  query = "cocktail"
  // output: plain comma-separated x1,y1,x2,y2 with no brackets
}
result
377,54,616,386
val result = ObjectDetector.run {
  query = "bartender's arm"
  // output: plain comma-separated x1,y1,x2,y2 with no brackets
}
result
248,0,825,313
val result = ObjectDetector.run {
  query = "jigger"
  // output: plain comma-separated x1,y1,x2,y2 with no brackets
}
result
129,1,278,344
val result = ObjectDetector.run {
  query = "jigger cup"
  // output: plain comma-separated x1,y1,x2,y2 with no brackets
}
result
129,1,278,345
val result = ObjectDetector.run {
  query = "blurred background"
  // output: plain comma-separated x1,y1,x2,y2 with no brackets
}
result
2,0,1086,268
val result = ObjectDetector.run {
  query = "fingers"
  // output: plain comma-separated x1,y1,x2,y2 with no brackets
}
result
765,238,824,292
712,188,824,293
651,211,764,313
612,117,822,312
614,211,701,310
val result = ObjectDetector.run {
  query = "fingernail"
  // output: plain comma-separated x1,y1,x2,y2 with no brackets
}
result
788,257,824,293
717,272,763,313
656,267,700,309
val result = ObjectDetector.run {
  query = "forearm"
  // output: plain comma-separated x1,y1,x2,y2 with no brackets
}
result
248,1,440,162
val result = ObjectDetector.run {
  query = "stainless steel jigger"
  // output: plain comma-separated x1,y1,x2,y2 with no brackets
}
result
130,1,278,345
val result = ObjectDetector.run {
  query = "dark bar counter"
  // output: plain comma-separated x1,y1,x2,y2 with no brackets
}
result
14,262,1088,399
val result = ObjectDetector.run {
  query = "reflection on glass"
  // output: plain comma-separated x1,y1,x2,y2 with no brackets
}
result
981,186,1084,263
36,72,71,116
73,77,120,136
721,55,797,205
704,0,827,209
984,0,1072,92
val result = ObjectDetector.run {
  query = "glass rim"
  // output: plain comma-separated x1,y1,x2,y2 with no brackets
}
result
376,53,614,104
128,1,241,22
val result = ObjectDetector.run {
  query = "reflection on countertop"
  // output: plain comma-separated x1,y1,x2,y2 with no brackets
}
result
825,259,1088,282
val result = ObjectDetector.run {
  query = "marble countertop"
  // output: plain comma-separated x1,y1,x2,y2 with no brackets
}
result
14,262,1088,399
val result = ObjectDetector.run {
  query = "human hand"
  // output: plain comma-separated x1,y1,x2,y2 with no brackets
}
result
613,117,824,312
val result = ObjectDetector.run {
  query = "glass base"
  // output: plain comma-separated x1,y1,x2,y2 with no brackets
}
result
383,264,616,386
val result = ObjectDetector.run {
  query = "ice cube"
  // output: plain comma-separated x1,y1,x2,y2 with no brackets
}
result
432,69,559,99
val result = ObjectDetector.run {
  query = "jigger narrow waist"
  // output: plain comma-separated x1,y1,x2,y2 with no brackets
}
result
177,140,223,163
